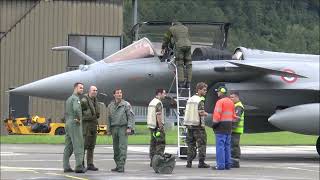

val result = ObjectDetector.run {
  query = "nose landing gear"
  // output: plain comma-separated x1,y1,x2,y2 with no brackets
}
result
316,136,320,156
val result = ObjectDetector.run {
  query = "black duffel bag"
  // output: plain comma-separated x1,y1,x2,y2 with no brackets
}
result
152,153,176,174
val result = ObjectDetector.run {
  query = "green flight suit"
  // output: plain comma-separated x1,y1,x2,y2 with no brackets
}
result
63,93,84,170
162,22,192,84
107,100,135,170
81,94,100,166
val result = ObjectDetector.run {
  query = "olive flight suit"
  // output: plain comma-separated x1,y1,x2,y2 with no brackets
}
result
107,100,135,172
162,21,192,86
63,93,85,171
81,94,100,170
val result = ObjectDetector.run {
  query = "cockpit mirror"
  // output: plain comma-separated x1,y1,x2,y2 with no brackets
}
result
79,64,89,71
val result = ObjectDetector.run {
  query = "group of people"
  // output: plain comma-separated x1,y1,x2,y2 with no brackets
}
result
63,20,244,174
161,21,245,170
63,83,100,173
63,82,244,174
212,85,244,170
147,82,245,171
63,83,135,173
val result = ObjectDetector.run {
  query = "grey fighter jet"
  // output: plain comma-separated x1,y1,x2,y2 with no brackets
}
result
10,22,320,155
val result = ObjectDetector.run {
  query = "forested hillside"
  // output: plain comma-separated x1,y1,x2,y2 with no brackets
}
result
124,0,319,54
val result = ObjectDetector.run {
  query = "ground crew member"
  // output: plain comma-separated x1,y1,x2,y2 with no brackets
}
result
63,82,86,173
229,91,245,168
147,88,167,167
161,20,192,88
81,86,100,171
212,86,235,170
106,88,135,173
184,82,210,168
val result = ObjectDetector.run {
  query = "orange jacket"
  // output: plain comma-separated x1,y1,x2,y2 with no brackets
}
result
213,97,236,123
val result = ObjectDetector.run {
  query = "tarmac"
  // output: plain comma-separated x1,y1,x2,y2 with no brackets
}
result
1,144,319,180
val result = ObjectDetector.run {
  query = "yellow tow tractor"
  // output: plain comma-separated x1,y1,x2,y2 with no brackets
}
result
4,116,65,135
97,124,107,135
4,116,107,135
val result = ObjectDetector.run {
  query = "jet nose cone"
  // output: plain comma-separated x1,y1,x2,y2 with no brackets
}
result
10,69,96,100
268,104,320,135
268,112,282,124
268,108,294,129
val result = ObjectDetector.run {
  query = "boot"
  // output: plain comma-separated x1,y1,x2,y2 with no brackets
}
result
75,166,86,173
111,167,118,172
211,166,224,170
198,160,210,168
86,149,98,171
178,81,185,88
117,167,125,173
63,168,74,173
185,81,191,88
87,164,98,171
231,162,240,168
186,161,192,168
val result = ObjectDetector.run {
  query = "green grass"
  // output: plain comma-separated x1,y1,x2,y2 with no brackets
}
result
0,125,318,145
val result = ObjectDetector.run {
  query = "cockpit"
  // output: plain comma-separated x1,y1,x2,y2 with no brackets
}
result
102,21,242,63
129,21,234,61
103,38,157,63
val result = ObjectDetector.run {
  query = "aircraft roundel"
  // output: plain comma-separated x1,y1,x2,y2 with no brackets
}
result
281,69,297,83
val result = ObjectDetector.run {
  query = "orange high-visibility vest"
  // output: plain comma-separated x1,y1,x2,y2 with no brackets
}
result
213,97,235,123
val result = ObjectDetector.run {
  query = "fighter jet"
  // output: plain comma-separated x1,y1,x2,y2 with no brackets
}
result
10,22,320,155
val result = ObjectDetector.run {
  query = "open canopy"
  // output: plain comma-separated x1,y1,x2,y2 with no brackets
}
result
103,38,157,63
130,21,231,50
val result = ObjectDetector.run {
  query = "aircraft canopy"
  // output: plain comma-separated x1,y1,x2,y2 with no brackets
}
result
103,38,156,63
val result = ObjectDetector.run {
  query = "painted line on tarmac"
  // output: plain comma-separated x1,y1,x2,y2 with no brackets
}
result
244,164,320,173
2,158,149,162
1,169,39,173
0,152,27,156
3,160,63,162
1,166,61,171
83,175,310,180
282,163,319,168
46,173,88,180
287,167,320,172
107,146,317,155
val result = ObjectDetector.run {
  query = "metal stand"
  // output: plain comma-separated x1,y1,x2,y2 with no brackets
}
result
169,61,191,158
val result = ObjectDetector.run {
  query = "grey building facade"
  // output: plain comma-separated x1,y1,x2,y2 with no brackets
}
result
0,0,123,124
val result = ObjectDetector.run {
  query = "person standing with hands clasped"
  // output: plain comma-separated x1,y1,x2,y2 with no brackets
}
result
106,88,135,173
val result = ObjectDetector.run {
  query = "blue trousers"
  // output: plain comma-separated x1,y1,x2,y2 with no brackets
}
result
215,133,231,169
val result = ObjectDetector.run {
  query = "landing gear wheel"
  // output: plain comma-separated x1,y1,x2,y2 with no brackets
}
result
316,136,320,156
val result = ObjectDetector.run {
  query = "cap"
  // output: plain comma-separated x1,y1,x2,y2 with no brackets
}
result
215,86,227,94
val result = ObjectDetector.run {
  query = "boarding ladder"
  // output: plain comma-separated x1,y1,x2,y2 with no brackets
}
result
168,60,191,158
